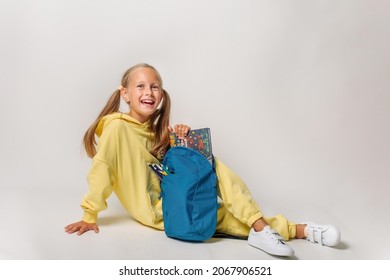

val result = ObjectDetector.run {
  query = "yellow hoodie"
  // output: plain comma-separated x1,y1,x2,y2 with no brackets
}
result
80,112,296,239
81,112,164,229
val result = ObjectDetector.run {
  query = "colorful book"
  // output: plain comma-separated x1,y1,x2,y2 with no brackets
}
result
169,128,213,164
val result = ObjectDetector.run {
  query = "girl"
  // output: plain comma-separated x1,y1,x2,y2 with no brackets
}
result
65,63,341,257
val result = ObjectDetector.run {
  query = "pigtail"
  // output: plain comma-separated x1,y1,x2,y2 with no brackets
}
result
83,63,169,159
150,89,171,159
83,89,121,158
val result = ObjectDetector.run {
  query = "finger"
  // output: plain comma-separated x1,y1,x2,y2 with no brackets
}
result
65,221,83,231
176,128,183,139
64,223,77,230
77,229,88,235
65,225,80,234
180,126,189,138
168,126,174,133
184,126,190,136
92,225,100,233
77,226,89,236
175,125,186,138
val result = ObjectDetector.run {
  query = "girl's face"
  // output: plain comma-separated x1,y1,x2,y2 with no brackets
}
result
121,67,164,123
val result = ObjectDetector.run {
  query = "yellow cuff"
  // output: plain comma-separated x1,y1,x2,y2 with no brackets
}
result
247,212,263,228
82,211,98,223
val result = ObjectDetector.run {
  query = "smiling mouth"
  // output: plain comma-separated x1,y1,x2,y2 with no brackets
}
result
141,100,155,105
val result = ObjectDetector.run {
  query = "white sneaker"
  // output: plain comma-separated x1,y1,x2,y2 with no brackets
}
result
248,226,294,257
304,223,341,247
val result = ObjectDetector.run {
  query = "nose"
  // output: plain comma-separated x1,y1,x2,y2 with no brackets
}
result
145,86,153,96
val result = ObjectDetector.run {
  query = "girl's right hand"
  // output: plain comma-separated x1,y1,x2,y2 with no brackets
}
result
168,124,191,139
64,220,99,235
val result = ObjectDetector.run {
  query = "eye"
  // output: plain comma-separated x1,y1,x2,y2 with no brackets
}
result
152,84,161,91
137,84,144,89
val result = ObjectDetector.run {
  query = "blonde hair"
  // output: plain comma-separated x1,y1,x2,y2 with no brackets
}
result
83,63,171,159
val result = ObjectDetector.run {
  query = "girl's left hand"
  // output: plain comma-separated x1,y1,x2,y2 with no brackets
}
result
168,124,191,139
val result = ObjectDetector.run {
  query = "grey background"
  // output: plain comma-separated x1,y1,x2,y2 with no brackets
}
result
0,0,389,259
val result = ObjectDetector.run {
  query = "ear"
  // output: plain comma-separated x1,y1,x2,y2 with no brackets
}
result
120,87,130,103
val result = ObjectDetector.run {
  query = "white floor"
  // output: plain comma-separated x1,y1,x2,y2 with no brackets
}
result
1,178,389,260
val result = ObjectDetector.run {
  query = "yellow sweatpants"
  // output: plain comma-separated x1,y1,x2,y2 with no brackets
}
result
214,159,296,240
82,115,297,240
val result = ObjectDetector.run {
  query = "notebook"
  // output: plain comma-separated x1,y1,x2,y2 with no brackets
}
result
169,128,213,164
148,128,213,180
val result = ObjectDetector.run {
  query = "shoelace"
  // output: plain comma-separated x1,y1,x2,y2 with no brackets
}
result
268,230,286,244
272,232,283,240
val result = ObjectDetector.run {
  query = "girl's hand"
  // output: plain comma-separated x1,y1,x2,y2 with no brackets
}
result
64,221,99,235
168,124,191,139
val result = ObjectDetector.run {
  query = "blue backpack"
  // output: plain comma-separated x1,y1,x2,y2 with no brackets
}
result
160,146,218,241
